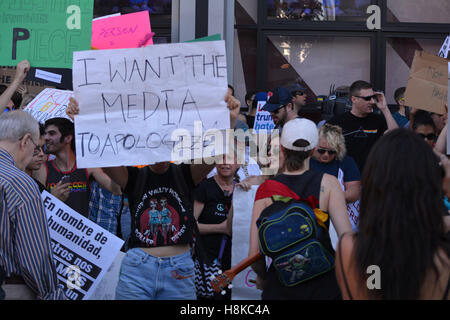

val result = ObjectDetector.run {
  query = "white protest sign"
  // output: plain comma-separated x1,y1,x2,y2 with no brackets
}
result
24,88,73,124
73,40,229,168
89,251,125,300
438,35,450,59
231,186,261,300
253,101,275,133
41,191,124,300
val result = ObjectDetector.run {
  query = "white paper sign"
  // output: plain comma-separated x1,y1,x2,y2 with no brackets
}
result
438,35,450,59
88,251,125,300
231,186,261,300
35,69,63,84
72,41,229,168
41,191,124,300
24,88,73,123
253,101,275,133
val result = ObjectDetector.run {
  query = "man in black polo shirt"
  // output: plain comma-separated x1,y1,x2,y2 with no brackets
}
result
327,80,398,173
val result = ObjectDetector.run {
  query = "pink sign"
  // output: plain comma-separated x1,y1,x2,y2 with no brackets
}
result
92,11,153,50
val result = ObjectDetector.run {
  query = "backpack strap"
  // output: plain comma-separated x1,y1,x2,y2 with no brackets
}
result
338,232,354,300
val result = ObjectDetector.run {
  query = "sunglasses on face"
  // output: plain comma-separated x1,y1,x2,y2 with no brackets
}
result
418,133,437,141
355,95,377,101
317,148,337,156
294,91,305,96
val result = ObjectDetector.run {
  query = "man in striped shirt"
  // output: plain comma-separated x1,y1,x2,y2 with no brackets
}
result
0,110,66,300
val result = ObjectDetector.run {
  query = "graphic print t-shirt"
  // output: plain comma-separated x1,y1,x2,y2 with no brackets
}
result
45,161,90,217
194,177,232,266
328,112,387,172
125,164,196,249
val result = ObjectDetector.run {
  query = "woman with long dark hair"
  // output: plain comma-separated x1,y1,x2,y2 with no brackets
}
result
336,129,450,299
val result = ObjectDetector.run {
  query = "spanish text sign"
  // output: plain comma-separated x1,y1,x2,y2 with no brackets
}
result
41,191,124,300
0,0,94,68
72,40,229,168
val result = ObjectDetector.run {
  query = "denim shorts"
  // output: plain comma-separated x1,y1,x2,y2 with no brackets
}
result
115,248,196,300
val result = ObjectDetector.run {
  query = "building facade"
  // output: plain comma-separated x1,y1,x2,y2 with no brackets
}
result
96,0,450,113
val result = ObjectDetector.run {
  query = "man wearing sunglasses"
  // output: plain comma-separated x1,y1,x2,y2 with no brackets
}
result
328,80,398,172
291,84,308,113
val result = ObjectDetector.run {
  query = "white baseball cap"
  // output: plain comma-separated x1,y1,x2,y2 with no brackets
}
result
280,118,318,151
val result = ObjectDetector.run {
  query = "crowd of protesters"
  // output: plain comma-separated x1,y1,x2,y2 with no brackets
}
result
0,57,449,301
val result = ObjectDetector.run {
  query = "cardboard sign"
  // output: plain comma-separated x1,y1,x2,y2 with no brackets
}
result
91,11,153,50
405,50,448,115
0,66,49,95
72,40,229,168
0,1,94,68
41,191,124,300
438,35,450,59
253,101,275,133
24,88,73,123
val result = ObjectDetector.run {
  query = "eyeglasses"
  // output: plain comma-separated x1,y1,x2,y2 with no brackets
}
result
21,136,43,155
317,148,337,156
294,91,305,96
418,133,437,141
355,95,377,101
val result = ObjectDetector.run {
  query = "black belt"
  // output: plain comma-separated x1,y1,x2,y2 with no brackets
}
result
4,276,25,285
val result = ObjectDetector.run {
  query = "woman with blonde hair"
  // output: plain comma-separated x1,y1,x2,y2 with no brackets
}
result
311,124,360,233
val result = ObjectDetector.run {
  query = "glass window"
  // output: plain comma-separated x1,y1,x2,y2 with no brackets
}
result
267,0,371,22
387,0,450,24
385,37,443,105
94,0,172,18
267,35,371,100
93,0,172,42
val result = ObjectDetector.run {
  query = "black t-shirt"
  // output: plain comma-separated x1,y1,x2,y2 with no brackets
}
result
45,161,90,217
328,112,387,172
33,177,46,194
125,164,196,249
194,177,232,267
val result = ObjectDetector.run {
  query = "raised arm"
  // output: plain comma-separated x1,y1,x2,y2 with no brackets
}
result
88,167,123,195
0,60,30,112
375,92,398,133
102,166,129,191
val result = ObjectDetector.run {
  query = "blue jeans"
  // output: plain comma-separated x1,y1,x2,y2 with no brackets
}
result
115,248,196,300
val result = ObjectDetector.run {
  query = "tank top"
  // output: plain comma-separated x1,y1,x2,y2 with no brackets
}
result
45,161,90,217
